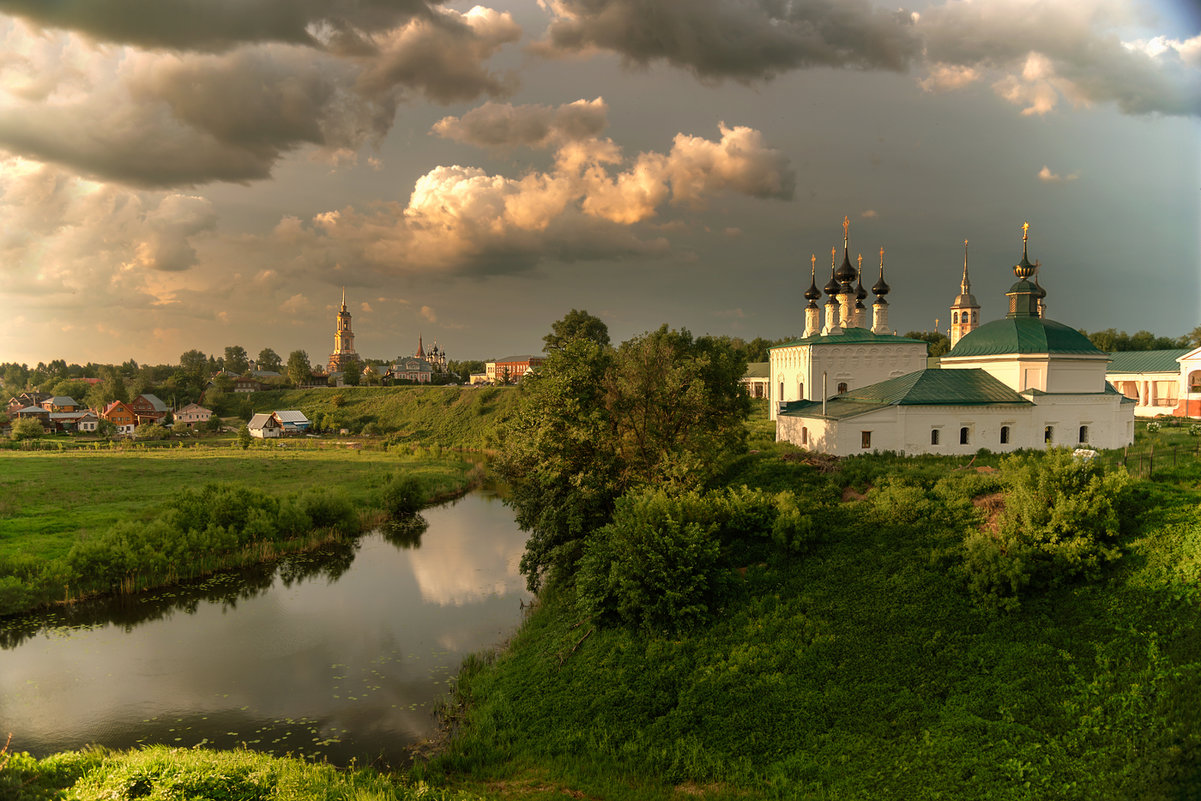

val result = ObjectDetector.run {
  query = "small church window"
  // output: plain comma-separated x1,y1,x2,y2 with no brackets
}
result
837,382,848,394
972,311,978,323
930,429,940,445
798,381,804,399
802,427,808,445
960,427,970,445
861,431,872,449
1078,425,1089,444
779,381,784,401
1000,426,1010,444
1044,425,1054,443
953,312,958,324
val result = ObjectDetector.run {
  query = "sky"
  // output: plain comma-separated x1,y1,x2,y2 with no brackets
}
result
0,0,1197,368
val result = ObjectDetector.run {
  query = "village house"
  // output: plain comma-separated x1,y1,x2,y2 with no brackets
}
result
101,401,137,435
247,413,283,438
175,403,213,427
129,394,169,425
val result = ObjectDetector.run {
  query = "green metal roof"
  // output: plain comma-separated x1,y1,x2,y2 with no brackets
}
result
1105,349,1189,374
743,361,770,379
779,368,1031,420
945,317,1104,358
769,328,927,351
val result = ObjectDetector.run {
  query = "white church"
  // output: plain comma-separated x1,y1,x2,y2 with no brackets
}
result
772,220,1135,456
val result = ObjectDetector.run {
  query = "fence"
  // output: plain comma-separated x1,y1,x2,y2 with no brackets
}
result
1105,440,1201,479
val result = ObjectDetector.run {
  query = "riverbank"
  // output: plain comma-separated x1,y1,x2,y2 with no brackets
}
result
0,447,483,616
416,443,1201,800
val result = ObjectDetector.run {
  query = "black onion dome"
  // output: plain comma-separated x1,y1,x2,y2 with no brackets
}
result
804,274,821,301
835,250,857,284
823,264,840,296
872,272,890,296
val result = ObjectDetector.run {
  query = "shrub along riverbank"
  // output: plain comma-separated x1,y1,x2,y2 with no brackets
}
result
417,443,1200,800
0,447,481,616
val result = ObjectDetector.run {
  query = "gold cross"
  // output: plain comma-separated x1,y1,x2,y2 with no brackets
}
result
1021,221,1030,240
879,246,884,266
842,215,850,240
810,254,816,271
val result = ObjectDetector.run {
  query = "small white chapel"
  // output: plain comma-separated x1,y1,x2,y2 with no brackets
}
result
773,221,1135,456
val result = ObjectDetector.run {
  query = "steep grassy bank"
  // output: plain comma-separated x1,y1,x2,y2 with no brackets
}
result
422,448,1201,800
248,385,520,448
0,448,480,615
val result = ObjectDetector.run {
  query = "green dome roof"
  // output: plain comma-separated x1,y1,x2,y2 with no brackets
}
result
946,317,1104,358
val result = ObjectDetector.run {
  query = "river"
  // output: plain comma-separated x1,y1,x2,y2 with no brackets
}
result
0,488,529,768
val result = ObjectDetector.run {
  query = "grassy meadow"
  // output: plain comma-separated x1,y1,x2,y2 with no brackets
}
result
0,446,482,615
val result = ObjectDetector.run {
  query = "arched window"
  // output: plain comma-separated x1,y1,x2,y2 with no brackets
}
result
801,426,808,445
837,382,848,394
779,381,784,400
1078,425,1089,444
953,312,958,324
972,311,978,323
960,427,970,445
1000,426,1010,444
798,381,804,399
930,429,940,445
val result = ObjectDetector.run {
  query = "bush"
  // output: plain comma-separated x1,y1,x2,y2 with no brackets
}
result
382,474,424,518
576,489,725,632
10,418,43,440
299,489,357,534
961,448,1134,609
134,422,169,441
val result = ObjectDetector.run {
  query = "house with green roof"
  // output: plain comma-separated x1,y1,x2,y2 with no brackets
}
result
776,223,1136,455
1106,348,1201,418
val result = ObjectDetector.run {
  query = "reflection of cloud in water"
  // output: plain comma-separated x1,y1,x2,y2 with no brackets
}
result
407,508,526,606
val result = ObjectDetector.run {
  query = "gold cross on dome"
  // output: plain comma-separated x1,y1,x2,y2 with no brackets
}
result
810,254,816,271
1022,221,1030,241
842,216,850,239
879,246,884,265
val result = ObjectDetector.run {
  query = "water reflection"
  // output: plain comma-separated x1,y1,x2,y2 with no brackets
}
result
0,489,529,768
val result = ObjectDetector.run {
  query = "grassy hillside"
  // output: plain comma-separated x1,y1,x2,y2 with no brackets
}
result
247,385,520,448
421,444,1201,800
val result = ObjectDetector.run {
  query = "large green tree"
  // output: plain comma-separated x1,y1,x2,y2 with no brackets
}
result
287,350,312,386
223,345,250,374
256,347,283,372
543,308,610,352
497,316,749,592
905,330,951,357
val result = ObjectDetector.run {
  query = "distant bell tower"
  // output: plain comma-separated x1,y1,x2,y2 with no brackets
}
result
949,239,980,348
328,288,358,372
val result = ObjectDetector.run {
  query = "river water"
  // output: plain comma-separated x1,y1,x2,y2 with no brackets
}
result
0,489,529,768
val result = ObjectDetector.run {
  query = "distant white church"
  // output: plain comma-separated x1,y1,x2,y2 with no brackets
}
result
773,220,1135,456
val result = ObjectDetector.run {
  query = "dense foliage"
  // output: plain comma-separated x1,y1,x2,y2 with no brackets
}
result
497,317,750,591
962,449,1135,610
426,446,1201,800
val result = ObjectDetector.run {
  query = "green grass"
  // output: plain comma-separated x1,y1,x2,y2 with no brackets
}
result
0,744,482,801
0,446,480,614
419,448,1201,800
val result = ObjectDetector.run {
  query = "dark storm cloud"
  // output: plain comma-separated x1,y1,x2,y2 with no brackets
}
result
0,0,435,51
432,98,609,149
0,7,521,187
535,0,922,78
536,0,1201,117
